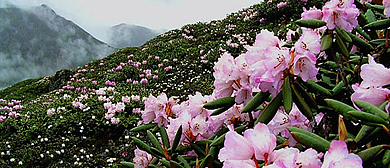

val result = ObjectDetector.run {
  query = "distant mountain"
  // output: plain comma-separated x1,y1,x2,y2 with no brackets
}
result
107,23,162,48
0,4,115,89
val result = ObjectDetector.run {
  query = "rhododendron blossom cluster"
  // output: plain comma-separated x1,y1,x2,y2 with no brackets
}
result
214,28,320,99
351,56,390,109
302,0,360,31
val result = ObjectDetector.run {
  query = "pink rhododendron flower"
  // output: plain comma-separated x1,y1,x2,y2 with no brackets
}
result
132,95,140,102
296,148,323,168
293,52,319,81
111,117,120,124
384,0,390,17
243,30,291,96
218,125,255,163
219,123,277,166
213,53,252,104
167,111,191,146
115,102,126,112
122,96,130,104
351,84,390,107
115,65,122,71
321,140,363,168
140,78,148,84
244,122,277,162
360,55,390,88
186,92,214,118
222,160,257,168
142,93,179,126
268,104,310,146
295,28,321,55
47,108,55,115
301,6,323,20
277,2,287,8
133,148,153,168
322,0,360,31
0,115,5,122
265,147,322,168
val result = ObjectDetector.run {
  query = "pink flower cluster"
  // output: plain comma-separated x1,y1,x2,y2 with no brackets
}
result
351,56,390,109
268,104,324,146
214,29,320,99
301,0,360,31
133,148,153,168
0,99,25,122
219,123,362,168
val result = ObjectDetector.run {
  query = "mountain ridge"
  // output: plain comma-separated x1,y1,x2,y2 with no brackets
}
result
0,4,115,89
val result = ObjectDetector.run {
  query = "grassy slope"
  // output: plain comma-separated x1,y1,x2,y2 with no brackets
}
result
0,0,325,167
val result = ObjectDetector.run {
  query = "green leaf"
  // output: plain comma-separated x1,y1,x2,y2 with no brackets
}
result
171,160,185,168
191,143,206,156
210,133,226,146
347,31,375,51
195,140,213,146
306,79,332,97
335,27,352,42
120,161,134,168
335,33,350,58
200,155,213,168
347,111,389,125
159,159,171,168
255,91,283,124
130,123,157,132
354,100,389,119
178,155,191,168
160,126,170,149
383,149,390,165
321,35,333,51
171,125,182,153
380,101,389,111
147,130,164,153
242,91,270,113
293,82,318,110
370,39,386,45
357,145,385,162
150,147,165,158
291,83,313,120
210,105,232,116
148,164,159,168
203,97,235,109
365,9,377,23
354,125,375,144
325,98,358,122
131,137,152,154
296,19,326,29
209,146,218,158
355,26,371,41
365,2,385,10
283,77,293,113
364,19,390,30
288,127,330,152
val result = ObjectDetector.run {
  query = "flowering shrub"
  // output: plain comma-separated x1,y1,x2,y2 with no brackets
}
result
121,0,390,167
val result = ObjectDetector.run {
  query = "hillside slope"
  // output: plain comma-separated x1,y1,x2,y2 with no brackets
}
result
0,0,325,167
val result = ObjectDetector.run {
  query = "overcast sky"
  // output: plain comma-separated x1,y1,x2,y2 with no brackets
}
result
7,0,258,42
